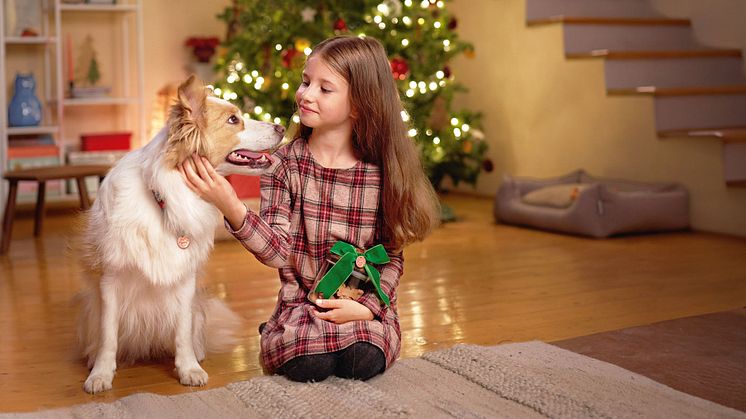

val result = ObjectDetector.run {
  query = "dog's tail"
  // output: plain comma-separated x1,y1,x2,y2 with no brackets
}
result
194,296,243,356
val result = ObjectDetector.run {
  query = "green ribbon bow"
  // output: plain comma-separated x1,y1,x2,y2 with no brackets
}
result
313,241,391,307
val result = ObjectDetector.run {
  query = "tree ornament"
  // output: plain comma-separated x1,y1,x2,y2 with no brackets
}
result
462,139,473,153
300,6,317,22
443,65,452,78
281,47,299,68
294,38,311,52
448,17,458,30
334,18,348,32
464,47,476,59
389,57,410,80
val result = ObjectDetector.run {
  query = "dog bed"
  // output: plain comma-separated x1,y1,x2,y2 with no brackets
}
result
494,170,689,238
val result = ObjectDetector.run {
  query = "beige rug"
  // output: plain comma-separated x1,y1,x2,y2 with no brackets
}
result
3,342,743,418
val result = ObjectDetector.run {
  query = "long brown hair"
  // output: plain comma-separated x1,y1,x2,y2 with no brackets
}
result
298,35,440,250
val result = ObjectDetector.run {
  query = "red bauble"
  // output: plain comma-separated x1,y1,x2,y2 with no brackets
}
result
448,17,458,30
334,18,348,32
443,66,452,78
390,57,410,80
281,47,299,68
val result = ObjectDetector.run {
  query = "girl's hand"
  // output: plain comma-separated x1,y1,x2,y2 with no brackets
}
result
311,299,374,324
179,153,247,229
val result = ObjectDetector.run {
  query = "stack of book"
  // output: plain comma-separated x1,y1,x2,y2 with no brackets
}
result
7,135,63,200
66,132,131,195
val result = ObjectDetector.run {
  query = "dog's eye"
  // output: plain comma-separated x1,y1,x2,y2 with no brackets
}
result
227,115,240,125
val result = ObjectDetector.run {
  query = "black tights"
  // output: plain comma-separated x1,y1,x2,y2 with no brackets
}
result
278,342,386,382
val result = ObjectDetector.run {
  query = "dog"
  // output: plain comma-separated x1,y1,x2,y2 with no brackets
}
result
76,75,284,393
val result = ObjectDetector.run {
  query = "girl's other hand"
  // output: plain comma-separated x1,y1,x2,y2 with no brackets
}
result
311,299,374,324
179,153,247,229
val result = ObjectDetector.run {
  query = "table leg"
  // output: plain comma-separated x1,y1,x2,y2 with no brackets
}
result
33,181,47,237
76,177,91,210
1,180,19,254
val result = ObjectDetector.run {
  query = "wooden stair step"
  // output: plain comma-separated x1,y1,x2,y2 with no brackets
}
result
528,16,691,27
658,127,746,143
608,85,746,97
568,49,742,60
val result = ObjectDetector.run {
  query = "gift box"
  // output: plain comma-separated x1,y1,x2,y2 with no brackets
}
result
309,241,391,306
80,132,131,151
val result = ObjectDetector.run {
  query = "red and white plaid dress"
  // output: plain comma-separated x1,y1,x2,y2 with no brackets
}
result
227,138,403,373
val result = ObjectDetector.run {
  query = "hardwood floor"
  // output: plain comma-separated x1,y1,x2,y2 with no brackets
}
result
1,194,745,412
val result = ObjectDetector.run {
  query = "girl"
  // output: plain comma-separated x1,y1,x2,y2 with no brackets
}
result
180,35,440,382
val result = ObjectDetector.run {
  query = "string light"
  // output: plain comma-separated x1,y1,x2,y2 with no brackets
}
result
292,114,300,123
401,38,409,47
408,128,418,137
436,0,444,7
420,0,429,8
235,62,243,71
281,82,289,90
453,128,462,138
433,137,440,144
450,117,459,126
406,89,415,97
401,110,410,122
402,16,412,25
433,21,441,29
409,81,417,89
275,43,282,51
417,17,425,25
436,70,444,79
404,0,413,6
378,22,386,29
213,87,222,96
461,124,470,132
429,81,437,90
374,15,383,24
254,106,263,115
243,74,253,83
304,47,312,55
251,70,259,77
274,117,281,124
377,3,390,15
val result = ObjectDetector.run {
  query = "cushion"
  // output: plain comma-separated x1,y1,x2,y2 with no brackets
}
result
521,184,588,208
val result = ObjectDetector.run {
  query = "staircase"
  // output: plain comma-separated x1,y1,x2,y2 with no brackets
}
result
526,0,746,187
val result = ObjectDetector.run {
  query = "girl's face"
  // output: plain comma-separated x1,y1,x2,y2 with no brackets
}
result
296,56,353,134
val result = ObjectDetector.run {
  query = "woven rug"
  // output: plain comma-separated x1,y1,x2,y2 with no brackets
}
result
3,341,743,418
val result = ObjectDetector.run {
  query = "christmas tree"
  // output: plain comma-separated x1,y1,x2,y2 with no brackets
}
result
214,0,488,190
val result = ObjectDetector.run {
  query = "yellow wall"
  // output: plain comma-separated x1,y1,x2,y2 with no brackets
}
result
448,0,746,237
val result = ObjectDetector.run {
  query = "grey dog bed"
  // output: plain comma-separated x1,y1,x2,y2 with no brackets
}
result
494,170,689,238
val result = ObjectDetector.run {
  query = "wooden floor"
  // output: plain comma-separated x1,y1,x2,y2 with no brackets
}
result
1,194,745,413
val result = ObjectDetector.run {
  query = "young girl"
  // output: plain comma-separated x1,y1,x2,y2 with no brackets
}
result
180,35,440,382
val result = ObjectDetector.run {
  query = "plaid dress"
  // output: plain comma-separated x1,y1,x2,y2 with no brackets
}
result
227,138,403,373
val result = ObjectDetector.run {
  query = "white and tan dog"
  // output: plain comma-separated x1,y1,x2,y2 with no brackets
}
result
77,75,283,393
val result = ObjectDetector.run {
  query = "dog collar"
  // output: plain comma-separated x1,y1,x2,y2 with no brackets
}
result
151,190,191,249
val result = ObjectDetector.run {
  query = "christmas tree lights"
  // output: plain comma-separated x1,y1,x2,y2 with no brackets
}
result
215,0,488,189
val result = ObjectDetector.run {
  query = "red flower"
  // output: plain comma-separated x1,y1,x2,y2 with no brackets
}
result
185,37,221,63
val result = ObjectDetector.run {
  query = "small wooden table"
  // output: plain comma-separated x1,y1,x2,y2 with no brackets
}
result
1,164,111,254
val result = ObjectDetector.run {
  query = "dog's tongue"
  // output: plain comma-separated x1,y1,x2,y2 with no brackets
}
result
234,150,268,160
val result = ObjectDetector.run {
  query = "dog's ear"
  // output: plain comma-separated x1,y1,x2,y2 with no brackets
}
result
165,75,209,167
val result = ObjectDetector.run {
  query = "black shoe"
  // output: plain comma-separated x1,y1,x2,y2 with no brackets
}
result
258,322,267,334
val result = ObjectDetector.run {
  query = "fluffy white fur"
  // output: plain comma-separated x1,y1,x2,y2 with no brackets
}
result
77,76,283,393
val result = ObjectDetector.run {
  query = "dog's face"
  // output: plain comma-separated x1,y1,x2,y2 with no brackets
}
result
165,75,284,175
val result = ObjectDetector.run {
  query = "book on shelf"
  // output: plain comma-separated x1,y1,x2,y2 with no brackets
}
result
8,154,64,200
8,134,55,148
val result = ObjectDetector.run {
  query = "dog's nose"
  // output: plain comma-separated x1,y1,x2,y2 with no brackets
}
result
274,124,286,135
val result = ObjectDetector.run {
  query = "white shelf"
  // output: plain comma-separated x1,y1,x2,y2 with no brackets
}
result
5,37,58,45
59,4,137,12
63,97,140,106
7,126,60,136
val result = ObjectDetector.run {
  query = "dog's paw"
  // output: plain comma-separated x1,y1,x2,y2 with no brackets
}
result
178,367,208,387
84,372,113,394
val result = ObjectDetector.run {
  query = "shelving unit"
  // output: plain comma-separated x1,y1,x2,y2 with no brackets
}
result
1,0,144,210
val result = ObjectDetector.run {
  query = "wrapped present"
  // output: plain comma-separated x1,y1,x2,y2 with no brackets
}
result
309,241,391,306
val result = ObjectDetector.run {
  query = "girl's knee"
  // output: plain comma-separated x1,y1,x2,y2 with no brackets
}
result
280,353,336,382
336,342,386,381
